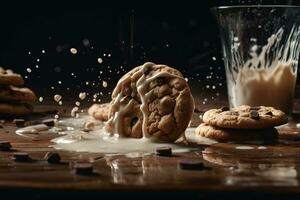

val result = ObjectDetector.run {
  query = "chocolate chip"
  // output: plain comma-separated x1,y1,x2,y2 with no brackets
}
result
0,125,3,128
74,163,94,175
250,111,260,120
178,160,204,170
220,106,229,112
0,141,11,151
13,119,25,127
250,106,261,111
42,119,55,127
13,152,31,162
44,152,61,164
130,117,139,127
82,128,91,132
156,77,165,86
265,111,273,116
156,146,172,157
143,67,151,75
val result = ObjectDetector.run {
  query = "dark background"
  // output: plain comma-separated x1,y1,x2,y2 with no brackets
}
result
0,0,299,105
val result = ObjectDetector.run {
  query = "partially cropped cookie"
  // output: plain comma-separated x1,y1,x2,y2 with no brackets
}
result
0,85,36,102
185,123,278,145
88,103,110,121
0,103,33,116
203,105,288,129
0,67,24,86
105,62,194,141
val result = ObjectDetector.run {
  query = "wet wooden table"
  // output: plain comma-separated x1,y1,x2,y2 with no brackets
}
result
2,102,300,199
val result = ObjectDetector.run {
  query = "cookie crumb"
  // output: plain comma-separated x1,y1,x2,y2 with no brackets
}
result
70,48,78,54
54,94,62,102
79,92,86,100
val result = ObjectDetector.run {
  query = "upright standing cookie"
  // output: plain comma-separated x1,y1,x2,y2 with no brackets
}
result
0,67,24,86
105,62,194,141
203,105,288,129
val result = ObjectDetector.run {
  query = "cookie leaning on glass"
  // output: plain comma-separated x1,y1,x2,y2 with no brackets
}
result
186,105,288,145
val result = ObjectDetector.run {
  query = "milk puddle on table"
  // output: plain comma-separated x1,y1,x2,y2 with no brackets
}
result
43,115,197,156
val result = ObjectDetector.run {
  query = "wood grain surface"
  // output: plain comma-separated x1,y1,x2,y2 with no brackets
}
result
1,101,300,199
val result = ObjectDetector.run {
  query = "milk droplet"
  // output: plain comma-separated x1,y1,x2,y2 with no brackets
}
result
79,92,86,100
58,101,63,105
26,68,32,73
70,48,78,54
58,81,62,84
54,114,59,119
212,57,216,61
71,107,79,117
75,101,80,106
54,94,62,102
42,50,46,54
37,59,40,62
39,97,43,102
236,146,254,150
258,146,267,150
102,81,108,88
97,58,103,63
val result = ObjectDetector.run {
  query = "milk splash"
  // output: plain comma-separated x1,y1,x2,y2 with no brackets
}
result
50,114,196,155
227,26,300,114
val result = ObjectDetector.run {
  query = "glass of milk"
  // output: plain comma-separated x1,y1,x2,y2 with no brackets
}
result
212,5,300,114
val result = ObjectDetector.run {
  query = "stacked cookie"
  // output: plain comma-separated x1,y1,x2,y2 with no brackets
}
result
89,62,195,142
0,67,36,116
186,105,288,145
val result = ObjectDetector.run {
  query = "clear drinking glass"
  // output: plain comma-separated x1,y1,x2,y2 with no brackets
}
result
212,5,300,114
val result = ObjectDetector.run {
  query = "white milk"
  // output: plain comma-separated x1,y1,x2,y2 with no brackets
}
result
227,26,300,114
48,115,196,155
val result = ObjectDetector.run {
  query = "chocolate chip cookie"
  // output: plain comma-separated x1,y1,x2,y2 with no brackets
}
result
186,123,278,145
203,105,288,129
105,62,194,141
88,103,110,121
0,85,36,102
0,67,24,86
0,103,33,116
